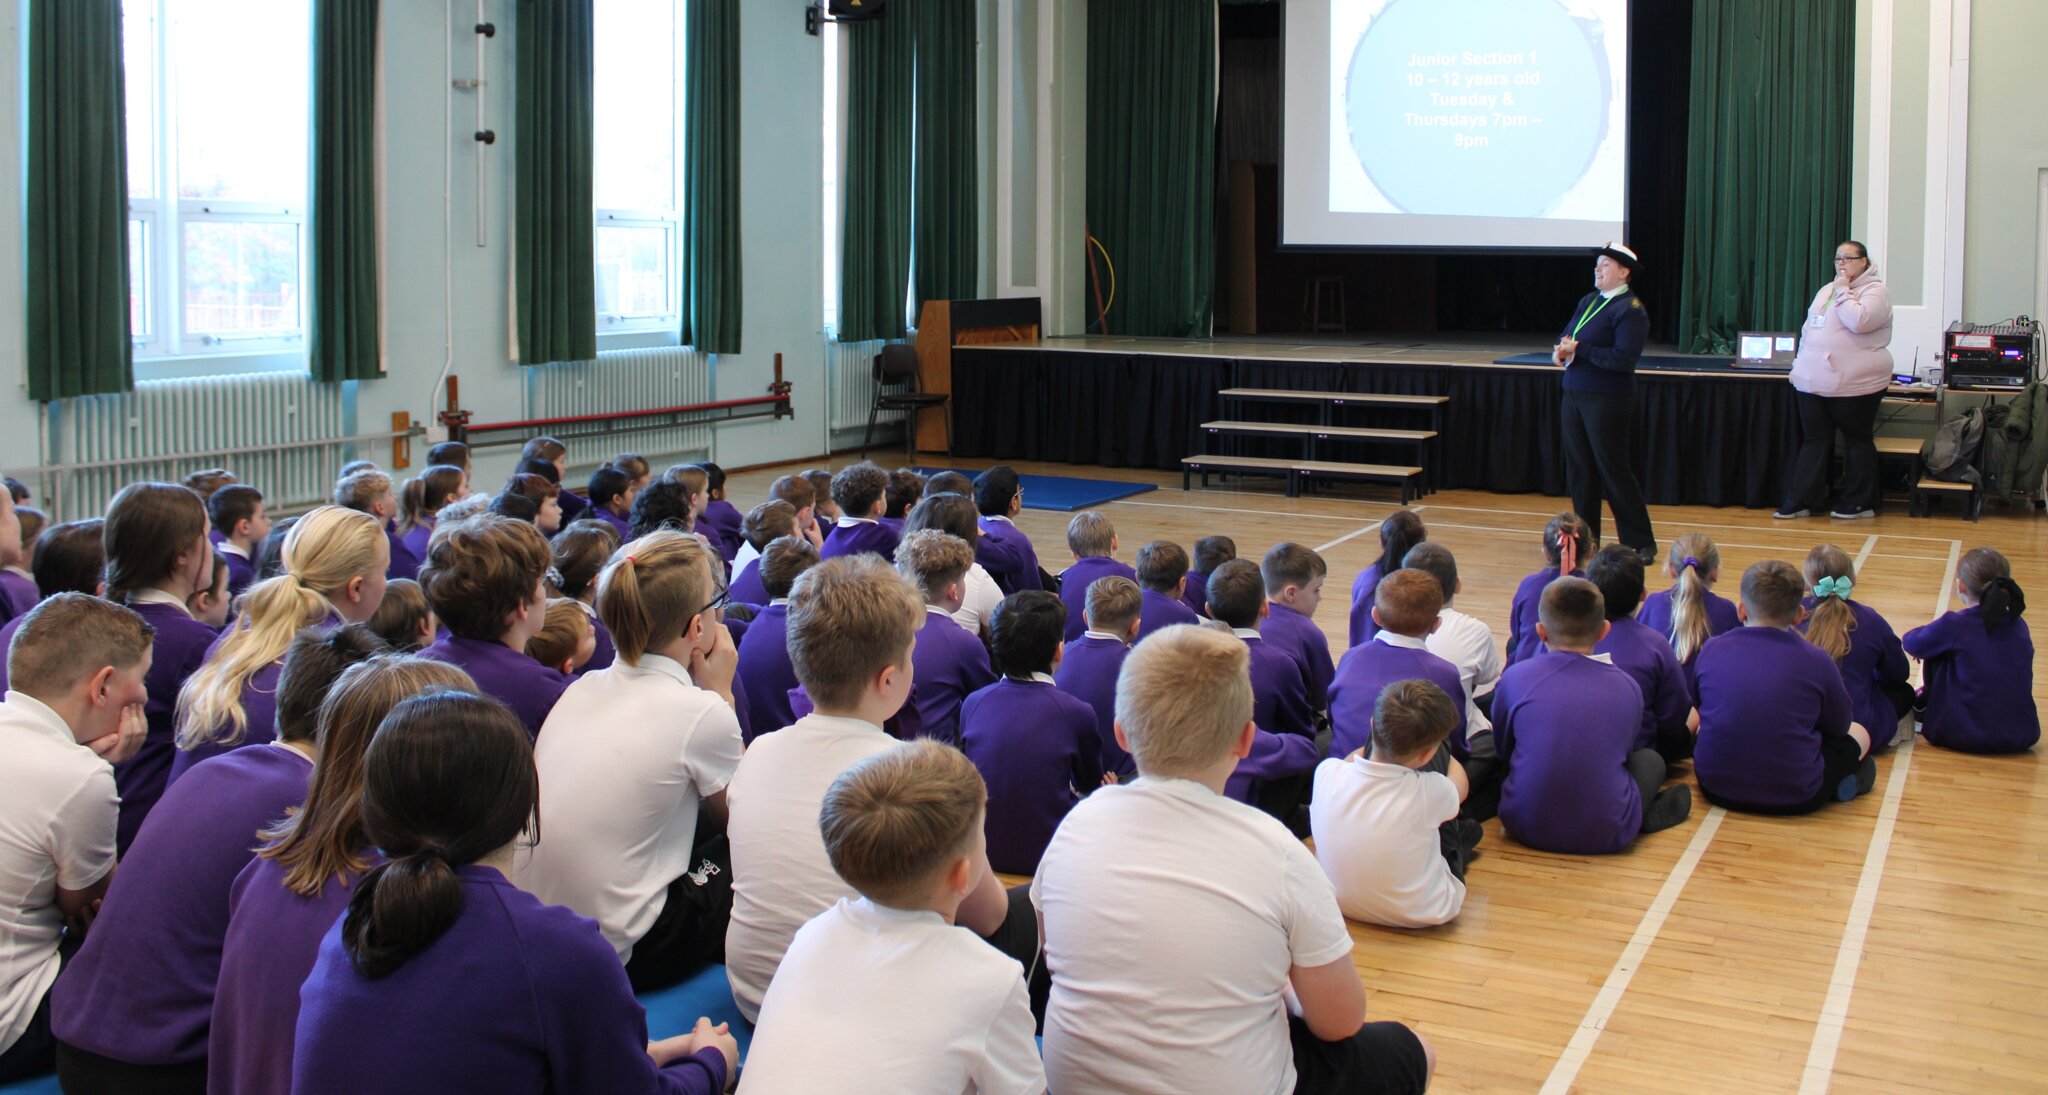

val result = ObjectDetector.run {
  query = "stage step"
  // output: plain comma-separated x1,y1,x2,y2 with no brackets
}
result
1218,387,1448,408
1200,420,1436,494
1181,455,1425,504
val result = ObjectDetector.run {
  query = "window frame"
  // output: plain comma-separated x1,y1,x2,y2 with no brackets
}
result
593,0,688,345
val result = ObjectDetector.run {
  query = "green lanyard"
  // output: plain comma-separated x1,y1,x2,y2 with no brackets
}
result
1572,291,1623,338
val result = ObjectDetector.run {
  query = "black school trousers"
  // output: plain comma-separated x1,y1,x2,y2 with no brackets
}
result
1786,390,1885,514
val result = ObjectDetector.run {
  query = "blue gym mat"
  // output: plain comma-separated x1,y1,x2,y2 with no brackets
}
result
915,468,1157,512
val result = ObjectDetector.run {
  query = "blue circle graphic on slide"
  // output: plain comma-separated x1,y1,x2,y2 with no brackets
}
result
1345,0,1611,217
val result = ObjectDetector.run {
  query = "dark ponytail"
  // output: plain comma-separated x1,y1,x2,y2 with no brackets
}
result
341,688,537,979
1958,547,2026,633
1375,510,1427,576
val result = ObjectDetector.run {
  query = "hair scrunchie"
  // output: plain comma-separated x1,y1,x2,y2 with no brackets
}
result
1681,555,1700,570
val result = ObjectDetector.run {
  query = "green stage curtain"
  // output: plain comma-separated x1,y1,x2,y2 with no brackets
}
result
680,0,742,354
26,0,132,401
310,0,383,383
911,0,978,318
515,0,597,366
1086,0,1215,338
1676,0,1853,354
838,7,915,342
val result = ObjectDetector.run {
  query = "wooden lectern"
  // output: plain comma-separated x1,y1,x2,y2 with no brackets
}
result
912,297,1042,453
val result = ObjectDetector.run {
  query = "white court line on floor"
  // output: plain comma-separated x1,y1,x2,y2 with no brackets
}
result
1853,534,1879,571
1792,537,1957,1094
1104,497,1401,524
1411,501,1965,543
1538,807,1728,1095
1313,508,1421,555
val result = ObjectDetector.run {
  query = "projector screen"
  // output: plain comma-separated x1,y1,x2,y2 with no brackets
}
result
1281,0,1629,249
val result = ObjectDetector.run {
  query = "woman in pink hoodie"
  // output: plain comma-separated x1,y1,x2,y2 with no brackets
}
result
1778,241,1894,521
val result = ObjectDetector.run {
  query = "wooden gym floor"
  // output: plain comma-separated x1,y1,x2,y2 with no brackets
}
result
729,457,2047,1094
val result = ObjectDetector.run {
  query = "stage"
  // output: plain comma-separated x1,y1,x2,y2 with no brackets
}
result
949,333,1801,509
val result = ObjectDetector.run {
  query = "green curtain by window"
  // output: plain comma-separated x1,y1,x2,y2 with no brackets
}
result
910,0,978,319
310,0,382,383
1676,0,1853,354
26,0,133,401
680,0,742,354
515,0,597,366
838,8,915,343
1086,0,1216,338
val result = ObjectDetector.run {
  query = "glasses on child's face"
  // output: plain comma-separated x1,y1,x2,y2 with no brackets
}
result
689,583,731,620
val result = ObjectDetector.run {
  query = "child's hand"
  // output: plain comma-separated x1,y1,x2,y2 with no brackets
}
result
689,1017,740,1076
1101,771,1119,786
690,622,740,703
86,704,148,765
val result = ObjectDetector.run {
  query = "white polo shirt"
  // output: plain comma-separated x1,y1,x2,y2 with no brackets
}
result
1030,777,1354,1095
511,654,743,960
1427,606,1503,738
724,712,899,1022
0,692,117,1054
950,563,1003,637
1309,755,1465,928
745,897,1046,1094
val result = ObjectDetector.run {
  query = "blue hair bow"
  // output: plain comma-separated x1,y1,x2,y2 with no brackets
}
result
1815,576,1853,599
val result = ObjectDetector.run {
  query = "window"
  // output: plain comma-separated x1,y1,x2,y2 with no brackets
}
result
594,0,687,336
126,0,312,360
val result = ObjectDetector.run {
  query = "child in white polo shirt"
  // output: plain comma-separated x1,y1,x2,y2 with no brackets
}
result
1032,624,1433,1095
745,741,1045,1094
1310,680,1478,929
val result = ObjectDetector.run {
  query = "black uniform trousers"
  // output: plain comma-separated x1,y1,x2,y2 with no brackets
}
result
1560,388,1655,551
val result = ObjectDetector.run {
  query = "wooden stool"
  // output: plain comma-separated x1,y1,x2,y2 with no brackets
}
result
1911,477,1981,521
1302,275,1345,333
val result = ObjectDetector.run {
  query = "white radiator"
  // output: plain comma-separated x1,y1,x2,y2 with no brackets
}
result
525,346,713,471
45,371,352,522
827,337,906,434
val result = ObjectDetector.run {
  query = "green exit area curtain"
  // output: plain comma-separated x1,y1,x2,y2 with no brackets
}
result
838,0,979,343
1676,0,1854,354
1086,0,1216,339
26,0,134,401
680,0,743,355
310,0,383,383
516,0,598,366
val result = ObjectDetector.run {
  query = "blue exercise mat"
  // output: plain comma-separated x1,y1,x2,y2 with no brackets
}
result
638,963,755,1058
915,469,1156,512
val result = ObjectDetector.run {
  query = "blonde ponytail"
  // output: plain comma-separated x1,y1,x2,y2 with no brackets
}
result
1665,532,1719,664
1802,544,1858,662
595,529,714,665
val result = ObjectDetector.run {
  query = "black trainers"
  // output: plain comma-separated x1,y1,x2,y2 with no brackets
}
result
1830,507,1876,520
1773,506,1811,520
1632,542,1658,567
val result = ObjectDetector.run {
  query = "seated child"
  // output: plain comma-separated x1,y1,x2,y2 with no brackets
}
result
417,514,569,737
550,522,619,671
745,742,1045,1094
397,466,467,565
1403,542,1502,743
187,551,234,630
1054,575,1142,781
367,578,436,653
1493,575,1692,854
880,467,926,534
584,465,637,541
1205,561,1322,820
1695,561,1875,813
895,530,997,747
1057,510,1137,641
334,469,419,581
694,462,745,561
503,470,565,536
1506,511,1592,667
662,464,712,532
725,557,1013,1023
1584,545,1696,764
1904,547,2039,754
608,452,651,497
820,462,901,561
1348,509,1426,648
736,536,822,740
1799,544,1912,750
1182,534,1236,617
1261,542,1336,708
1133,540,1201,640
521,434,588,524
801,467,842,527
1328,570,1466,760
1638,533,1742,676
627,478,693,541
515,531,745,992
905,492,1005,638
972,466,1043,593
207,485,270,597
731,500,796,606
1032,624,1432,1095
525,598,597,677
1310,679,1478,928
424,441,471,485
0,519,107,691
0,495,29,621
959,591,1103,874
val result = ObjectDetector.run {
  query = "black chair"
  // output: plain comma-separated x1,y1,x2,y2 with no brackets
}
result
862,343,952,460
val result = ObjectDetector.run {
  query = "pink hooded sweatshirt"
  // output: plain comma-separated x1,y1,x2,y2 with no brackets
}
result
1788,269,1893,397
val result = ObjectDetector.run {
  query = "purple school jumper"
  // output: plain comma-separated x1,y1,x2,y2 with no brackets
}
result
1058,556,1137,641
589,506,633,542
167,652,286,788
1694,627,1855,809
1134,588,1200,642
117,600,221,854
728,557,769,608
0,569,37,620
1053,633,1135,779
976,517,1042,593
1240,630,1316,738
1506,567,1580,667
1327,634,1467,760
1223,729,1321,804
1904,606,2041,755
291,866,727,1095
385,526,421,582
1799,597,1912,749
557,488,590,528
580,604,617,673
420,633,569,738
700,499,745,562
1179,568,1212,617
909,608,997,747
50,745,311,1067
1594,616,1693,752
1638,586,1742,646
399,520,434,567
1262,601,1336,711
959,677,1103,874
221,547,258,597
210,855,371,1095
1491,652,1645,854
736,603,800,742
820,518,901,562
1347,562,1386,648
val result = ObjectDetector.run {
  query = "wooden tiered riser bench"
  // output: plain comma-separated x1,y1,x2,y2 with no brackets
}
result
1180,454,1426,504
1199,420,1439,494
1184,388,1446,505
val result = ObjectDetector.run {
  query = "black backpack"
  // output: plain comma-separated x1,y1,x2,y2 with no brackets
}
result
1922,405,1985,485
